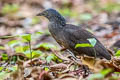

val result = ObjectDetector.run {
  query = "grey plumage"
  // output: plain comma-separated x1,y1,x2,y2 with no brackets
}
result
37,8,111,60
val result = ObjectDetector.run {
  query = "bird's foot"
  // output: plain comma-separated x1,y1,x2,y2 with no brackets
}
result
67,49,77,60
72,58,83,65
60,47,67,51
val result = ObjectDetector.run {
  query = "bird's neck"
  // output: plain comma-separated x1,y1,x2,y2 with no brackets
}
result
49,16,66,26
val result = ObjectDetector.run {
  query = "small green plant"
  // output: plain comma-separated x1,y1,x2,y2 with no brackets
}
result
46,54,62,63
8,40,21,48
20,34,31,42
36,43,57,50
0,46,5,50
1,4,19,14
88,68,112,80
24,50,42,59
44,67,49,71
79,13,92,21
115,50,120,57
0,66,17,80
2,53,8,61
20,34,33,62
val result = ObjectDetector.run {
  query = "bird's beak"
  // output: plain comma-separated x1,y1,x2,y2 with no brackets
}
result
36,12,43,16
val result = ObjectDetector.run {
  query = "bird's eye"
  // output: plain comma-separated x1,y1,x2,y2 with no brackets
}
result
43,13,46,16
43,12,48,16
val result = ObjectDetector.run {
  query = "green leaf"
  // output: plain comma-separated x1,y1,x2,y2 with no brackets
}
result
87,38,97,47
46,54,62,63
8,40,20,48
0,46,5,50
23,50,42,58
75,43,93,48
44,67,49,71
80,13,92,21
35,31,43,34
0,66,17,80
23,50,31,58
21,34,31,42
100,68,112,76
115,50,120,56
0,67,4,71
88,73,104,80
11,56,17,64
32,50,42,58
32,17,40,25
2,53,8,61
36,43,56,50
23,46,29,52
15,46,24,53
0,71,10,80
55,56,62,63
8,65,17,72
114,72,120,74
46,54,55,63
88,68,112,80
110,76,120,80
15,46,29,53
1,4,19,14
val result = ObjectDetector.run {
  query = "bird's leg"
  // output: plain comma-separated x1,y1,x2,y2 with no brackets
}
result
67,49,83,65
107,48,114,56
60,46,82,64
67,49,78,60
82,55,85,59
60,47,67,51
59,45,76,59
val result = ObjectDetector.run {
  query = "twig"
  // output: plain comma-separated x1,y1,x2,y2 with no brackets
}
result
28,40,32,65
0,35,17,39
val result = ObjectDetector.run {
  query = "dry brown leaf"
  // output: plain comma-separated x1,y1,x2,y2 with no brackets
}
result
39,71,53,80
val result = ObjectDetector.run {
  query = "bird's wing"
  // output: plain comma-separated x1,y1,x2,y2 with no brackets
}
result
63,24,111,59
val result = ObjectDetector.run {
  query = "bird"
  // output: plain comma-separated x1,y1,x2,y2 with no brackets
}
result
37,8,111,60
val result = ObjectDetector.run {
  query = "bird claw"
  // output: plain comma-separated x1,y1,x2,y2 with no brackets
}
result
60,47,67,51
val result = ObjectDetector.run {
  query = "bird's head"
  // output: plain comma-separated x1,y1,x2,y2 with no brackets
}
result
37,9,58,18
37,9,66,26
